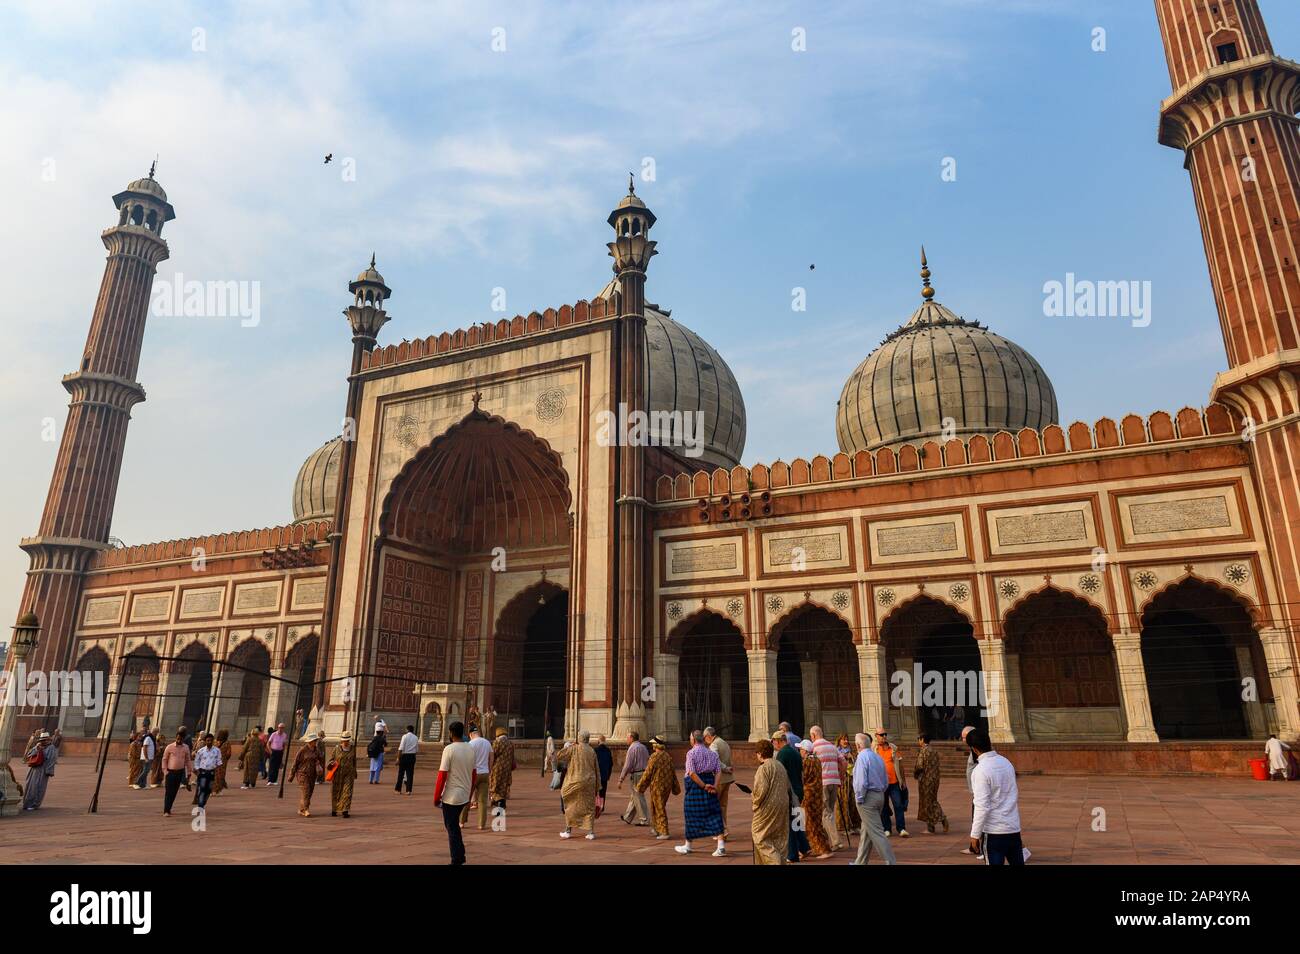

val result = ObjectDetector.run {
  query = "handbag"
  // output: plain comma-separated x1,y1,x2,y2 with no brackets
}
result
325,760,338,781
900,784,910,813
26,748,44,768
548,769,563,790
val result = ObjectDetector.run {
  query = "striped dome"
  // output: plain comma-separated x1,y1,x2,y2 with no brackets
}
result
836,298,1057,453
292,437,341,524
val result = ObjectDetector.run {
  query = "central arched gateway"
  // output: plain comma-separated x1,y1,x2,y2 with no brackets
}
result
669,610,749,741
364,407,575,736
880,596,986,739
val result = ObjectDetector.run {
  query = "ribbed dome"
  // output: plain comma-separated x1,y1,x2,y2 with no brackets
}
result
597,280,746,468
125,176,168,201
836,296,1058,453
292,437,341,524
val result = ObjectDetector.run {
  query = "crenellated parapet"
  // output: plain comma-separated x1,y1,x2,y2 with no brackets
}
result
89,519,332,569
361,297,618,372
654,405,1240,504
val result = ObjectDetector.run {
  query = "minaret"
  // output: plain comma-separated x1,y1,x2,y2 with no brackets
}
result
1156,0,1300,737
9,167,174,739
608,175,656,738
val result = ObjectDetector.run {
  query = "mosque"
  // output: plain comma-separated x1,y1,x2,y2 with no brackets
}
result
10,0,1300,774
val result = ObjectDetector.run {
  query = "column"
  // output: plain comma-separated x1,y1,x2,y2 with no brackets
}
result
653,653,681,741
1004,652,1030,740
976,639,1017,744
263,668,289,730
1235,644,1268,738
1258,629,1300,737
895,656,918,738
719,665,733,732
799,659,820,730
111,671,140,736
1110,632,1159,743
157,667,187,733
214,671,245,733
747,649,779,742
856,643,888,735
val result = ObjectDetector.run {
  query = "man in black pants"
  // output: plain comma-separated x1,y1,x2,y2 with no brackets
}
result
433,721,477,865
193,732,221,810
966,729,1025,865
395,723,419,795
161,730,193,816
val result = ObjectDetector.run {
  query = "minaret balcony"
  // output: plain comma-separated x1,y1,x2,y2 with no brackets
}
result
1158,53,1300,152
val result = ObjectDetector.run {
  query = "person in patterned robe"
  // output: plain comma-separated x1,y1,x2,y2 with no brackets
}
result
488,727,515,814
240,728,264,788
127,732,142,788
913,733,949,834
798,741,834,858
329,733,358,817
555,731,600,837
149,730,165,788
635,737,680,839
290,732,326,816
213,730,232,795
750,740,790,865
835,734,861,836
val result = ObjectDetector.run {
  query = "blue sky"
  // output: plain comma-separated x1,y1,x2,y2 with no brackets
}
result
3,0,1298,630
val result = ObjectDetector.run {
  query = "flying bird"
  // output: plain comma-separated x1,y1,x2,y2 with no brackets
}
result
324,153,333,164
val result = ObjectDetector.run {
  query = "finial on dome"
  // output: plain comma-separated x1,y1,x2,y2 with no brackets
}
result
628,172,635,195
148,156,157,180
369,251,376,269
920,245,935,301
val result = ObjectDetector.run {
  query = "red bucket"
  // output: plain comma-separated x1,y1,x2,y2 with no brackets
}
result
1249,758,1269,781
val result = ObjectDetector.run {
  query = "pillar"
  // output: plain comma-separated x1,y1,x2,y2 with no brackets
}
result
653,653,681,741
1004,651,1030,740
1111,632,1159,743
157,667,187,733
1258,629,1300,737
856,642,889,735
263,668,289,730
747,649,778,742
799,658,820,730
1235,644,1268,738
894,656,918,738
976,640,1016,744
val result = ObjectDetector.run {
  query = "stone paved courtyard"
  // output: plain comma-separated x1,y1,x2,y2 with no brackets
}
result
3,757,1299,865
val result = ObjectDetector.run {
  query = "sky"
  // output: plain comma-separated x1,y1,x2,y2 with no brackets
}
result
3,0,1298,636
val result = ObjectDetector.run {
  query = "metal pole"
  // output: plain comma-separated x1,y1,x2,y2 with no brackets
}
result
88,677,127,814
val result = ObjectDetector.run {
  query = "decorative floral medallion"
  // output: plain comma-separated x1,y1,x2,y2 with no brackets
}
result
998,579,1020,600
1079,574,1102,595
726,597,745,619
1134,570,1158,591
875,588,897,607
948,582,970,603
1224,563,1250,586
395,414,422,448
535,388,567,422
667,601,683,621
766,595,785,614
831,590,850,611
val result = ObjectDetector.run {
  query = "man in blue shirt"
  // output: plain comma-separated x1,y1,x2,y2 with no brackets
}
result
851,732,897,865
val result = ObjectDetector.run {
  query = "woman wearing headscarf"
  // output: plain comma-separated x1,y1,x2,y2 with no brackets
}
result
328,731,358,817
635,736,680,840
555,730,600,839
798,740,834,859
22,731,59,811
127,731,143,789
488,727,516,814
366,725,387,784
913,732,949,833
213,729,232,795
239,727,264,789
834,732,861,836
750,739,791,864
149,730,165,788
290,731,326,817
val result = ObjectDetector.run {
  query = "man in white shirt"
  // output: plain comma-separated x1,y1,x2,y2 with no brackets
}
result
193,732,222,810
462,726,494,831
434,721,477,866
395,724,420,795
967,729,1023,865
135,730,157,789
1265,734,1292,780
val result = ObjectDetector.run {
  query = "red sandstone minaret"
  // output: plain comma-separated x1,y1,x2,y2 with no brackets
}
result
608,175,656,738
1156,0,1300,698
10,167,174,738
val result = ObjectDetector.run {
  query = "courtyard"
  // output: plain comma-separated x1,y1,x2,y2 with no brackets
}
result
3,757,1299,865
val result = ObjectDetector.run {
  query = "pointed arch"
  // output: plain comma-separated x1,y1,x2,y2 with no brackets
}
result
877,589,975,637
767,598,853,651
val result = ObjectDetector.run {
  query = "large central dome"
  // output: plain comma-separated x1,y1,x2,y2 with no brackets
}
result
836,255,1057,453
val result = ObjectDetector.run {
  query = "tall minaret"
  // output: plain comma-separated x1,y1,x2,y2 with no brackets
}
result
9,167,174,738
608,175,656,738
1156,0,1300,737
